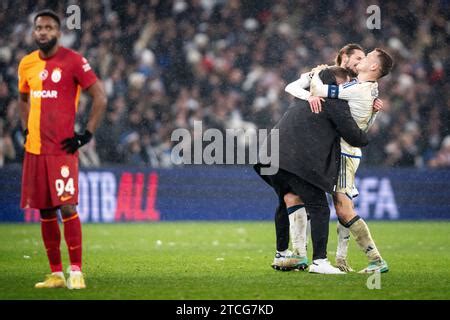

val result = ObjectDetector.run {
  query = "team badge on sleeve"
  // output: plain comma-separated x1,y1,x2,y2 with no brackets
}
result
82,58,92,72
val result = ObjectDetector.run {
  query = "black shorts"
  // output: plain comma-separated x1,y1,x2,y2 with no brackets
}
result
266,168,329,209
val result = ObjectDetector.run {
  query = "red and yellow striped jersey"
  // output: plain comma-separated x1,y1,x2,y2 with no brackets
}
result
18,47,98,155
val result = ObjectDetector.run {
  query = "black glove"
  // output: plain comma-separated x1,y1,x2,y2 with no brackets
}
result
23,128,28,146
61,130,93,154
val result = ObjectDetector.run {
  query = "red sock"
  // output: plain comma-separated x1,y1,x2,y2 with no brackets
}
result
63,213,82,271
40,217,62,273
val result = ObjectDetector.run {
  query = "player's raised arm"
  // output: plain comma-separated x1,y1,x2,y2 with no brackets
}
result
285,72,312,100
310,71,335,98
285,71,325,113
311,69,376,102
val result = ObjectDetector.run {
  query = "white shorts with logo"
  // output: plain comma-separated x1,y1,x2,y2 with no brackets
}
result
336,152,361,199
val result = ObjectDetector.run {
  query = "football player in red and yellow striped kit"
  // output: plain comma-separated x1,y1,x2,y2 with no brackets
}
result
18,10,107,289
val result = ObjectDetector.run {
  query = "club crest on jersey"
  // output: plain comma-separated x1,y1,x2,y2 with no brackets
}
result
51,68,62,83
39,69,48,80
61,165,70,178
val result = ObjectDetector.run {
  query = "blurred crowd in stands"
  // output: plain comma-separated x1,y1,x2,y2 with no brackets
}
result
0,0,449,168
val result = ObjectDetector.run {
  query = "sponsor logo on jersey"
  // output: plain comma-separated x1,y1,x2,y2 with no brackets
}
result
30,90,58,98
51,68,62,83
39,69,49,80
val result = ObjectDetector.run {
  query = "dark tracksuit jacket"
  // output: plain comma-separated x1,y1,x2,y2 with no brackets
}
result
255,98,368,259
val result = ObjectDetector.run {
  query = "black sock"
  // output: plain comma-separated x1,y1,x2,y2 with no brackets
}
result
339,215,361,228
274,203,289,252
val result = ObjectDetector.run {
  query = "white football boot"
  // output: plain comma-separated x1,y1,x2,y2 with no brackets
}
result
309,258,346,274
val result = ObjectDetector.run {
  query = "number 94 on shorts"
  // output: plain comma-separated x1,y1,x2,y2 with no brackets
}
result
21,152,79,209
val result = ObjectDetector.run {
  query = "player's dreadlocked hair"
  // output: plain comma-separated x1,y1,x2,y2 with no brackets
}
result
335,43,364,66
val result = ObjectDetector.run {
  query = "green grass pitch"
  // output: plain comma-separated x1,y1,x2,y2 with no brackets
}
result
0,221,449,300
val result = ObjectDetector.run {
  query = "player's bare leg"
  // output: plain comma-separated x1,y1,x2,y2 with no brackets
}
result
61,205,86,289
35,208,66,288
334,194,388,273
